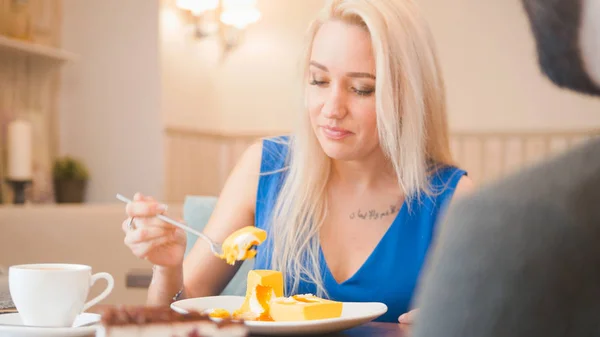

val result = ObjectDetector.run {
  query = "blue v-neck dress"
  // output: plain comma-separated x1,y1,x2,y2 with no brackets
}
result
253,137,466,322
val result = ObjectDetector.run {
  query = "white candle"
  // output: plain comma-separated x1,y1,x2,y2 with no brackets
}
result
7,119,33,181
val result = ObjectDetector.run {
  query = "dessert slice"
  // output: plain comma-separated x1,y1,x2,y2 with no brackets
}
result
203,308,231,319
269,294,343,321
219,227,267,265
232,270,283,321
96,305,247,337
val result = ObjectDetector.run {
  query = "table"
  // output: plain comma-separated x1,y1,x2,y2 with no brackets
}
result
256,322,411,337
1,309,408,337
126,269,410,336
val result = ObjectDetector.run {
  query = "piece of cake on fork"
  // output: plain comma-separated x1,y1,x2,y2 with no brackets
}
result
96,305,248,337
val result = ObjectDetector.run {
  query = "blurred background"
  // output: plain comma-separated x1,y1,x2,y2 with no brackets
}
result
1,0,600,205
1,0,600,307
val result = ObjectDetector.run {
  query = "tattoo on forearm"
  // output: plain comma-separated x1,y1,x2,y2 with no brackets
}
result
350,205,399,220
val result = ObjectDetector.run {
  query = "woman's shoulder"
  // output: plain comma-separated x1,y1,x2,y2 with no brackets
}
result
259,135,292,173
420,163,474,214
430,164,466,179
427,163,470,197
261,135,291,151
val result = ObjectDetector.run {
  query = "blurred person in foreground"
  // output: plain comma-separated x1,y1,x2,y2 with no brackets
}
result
411,0,600,335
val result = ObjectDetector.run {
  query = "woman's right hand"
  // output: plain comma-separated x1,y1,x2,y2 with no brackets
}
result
122,193,187,268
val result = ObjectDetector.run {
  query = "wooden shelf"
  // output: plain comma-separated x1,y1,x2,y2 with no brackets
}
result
0,35,78,62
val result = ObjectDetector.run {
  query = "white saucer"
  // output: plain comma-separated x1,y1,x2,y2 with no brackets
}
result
171,295,387,336
0,312,100,337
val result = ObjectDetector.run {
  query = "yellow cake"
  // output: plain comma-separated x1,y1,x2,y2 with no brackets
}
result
204,308,231,319
232,270,343,322
269,294,343,321
218,226,267,265
232,270,283,321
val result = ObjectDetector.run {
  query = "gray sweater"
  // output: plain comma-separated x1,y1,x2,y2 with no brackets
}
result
413,137,600,337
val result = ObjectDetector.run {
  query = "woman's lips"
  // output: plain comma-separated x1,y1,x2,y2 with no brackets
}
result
321,126,353,140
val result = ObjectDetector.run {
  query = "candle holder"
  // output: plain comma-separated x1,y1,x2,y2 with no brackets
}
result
5,179,32,204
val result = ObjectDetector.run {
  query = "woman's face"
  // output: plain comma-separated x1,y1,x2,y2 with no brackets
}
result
307,20,379,161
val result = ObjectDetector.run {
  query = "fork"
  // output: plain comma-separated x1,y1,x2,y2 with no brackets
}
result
115,194,224,256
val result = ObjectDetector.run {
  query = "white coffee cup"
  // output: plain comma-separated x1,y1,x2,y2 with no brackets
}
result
8,263,114,327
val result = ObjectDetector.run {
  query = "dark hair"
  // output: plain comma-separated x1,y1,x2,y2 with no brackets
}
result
521,0,600,96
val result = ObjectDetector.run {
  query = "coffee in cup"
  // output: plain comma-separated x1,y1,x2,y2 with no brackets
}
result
8,263,114,327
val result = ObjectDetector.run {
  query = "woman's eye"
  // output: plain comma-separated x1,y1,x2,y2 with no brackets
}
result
309,77,328,86
352,87,374,96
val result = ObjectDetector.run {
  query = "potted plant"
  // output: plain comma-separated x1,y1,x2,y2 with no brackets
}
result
52,156,89,203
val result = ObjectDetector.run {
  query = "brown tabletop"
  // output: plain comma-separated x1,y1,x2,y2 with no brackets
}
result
250,322,410,337
333,323,410,337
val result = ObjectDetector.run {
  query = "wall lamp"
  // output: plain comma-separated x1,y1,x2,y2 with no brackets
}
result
175,0,261,51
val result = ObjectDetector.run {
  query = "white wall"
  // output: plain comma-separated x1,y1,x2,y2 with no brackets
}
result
419,0,600,131
60,0,164,202
160,0,324,133
160,0,600,133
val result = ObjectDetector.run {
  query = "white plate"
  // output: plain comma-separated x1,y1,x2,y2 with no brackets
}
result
0,313,100,337
171,295,387,336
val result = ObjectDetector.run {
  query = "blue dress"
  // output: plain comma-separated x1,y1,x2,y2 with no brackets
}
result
253,136,467,322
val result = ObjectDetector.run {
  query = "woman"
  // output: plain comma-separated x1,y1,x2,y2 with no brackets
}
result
122,0,473,323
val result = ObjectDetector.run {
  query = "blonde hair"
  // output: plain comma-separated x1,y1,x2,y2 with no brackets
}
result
268,0,453,297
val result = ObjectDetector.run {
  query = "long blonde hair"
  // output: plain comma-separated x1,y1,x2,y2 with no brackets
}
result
269,0,453,297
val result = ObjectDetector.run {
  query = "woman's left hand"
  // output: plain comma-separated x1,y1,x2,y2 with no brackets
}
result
398,309,418,324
